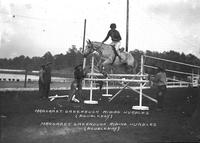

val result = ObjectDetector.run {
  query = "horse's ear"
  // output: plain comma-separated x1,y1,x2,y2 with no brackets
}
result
88,39,91,43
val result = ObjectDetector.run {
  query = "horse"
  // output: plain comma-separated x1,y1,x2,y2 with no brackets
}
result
84,40,137,74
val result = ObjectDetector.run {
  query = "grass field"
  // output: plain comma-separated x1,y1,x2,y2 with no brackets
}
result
1,87,200,143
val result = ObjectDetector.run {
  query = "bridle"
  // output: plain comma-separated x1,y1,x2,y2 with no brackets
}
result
84,41,102,57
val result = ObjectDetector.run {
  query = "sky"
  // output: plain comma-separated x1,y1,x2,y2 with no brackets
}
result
0,0,200,58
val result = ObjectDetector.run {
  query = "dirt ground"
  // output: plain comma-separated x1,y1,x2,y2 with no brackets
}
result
0,87,200,143
0,81,71,89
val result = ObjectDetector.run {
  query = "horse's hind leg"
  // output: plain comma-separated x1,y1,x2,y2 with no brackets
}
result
100,59,112,77
125,65,132,74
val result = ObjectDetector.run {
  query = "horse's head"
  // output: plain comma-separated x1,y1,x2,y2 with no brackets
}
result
84,40,103,57
84,40,95,57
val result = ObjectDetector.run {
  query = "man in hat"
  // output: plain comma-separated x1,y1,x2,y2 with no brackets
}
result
152,66,167,111
68,64,87,103
44,62,52,98
102,23,122,60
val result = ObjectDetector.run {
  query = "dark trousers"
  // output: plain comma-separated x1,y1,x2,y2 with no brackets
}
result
68,79,82,101
39,80,45,98
156,85,167,109
44,82,50,98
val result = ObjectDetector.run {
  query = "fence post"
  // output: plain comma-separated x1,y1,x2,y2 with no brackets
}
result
24,69,28,88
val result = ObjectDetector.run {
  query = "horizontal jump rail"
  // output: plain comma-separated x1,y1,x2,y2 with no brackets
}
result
167,85,189,88
144,55,200,69
87,73,148,77
84,78,149,83
144,65,199,76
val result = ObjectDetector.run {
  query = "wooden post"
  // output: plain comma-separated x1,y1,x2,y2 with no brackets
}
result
125,0,129,52
82,19,87,87
82,19,87,54
24,69,28,88
82,19,87,70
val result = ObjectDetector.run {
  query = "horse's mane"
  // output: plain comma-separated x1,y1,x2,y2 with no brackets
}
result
92,41,111,47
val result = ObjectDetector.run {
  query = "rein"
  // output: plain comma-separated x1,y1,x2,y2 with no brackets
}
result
90,42,103,56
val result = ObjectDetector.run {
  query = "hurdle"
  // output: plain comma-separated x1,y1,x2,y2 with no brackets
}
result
84,54,157,110
131,55,149,110
84,56,98,104
104,55,156,110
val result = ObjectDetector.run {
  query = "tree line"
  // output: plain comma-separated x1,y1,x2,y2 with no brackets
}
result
0,46,199,79
0,46,83,71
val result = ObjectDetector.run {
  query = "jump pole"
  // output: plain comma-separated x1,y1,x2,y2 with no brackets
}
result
49,94,69,101
132,55,149,110
108,81,157,103
82,19,87,87
84,56,98,104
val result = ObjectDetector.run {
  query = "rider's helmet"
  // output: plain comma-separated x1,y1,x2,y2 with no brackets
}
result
110,23,116,29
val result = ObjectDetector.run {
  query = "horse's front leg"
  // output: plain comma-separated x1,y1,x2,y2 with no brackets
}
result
100,59,112,77
97,59,103,72
98,63,106,77
97,57,106,73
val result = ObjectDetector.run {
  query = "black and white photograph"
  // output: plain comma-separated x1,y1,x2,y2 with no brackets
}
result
0,0,200,143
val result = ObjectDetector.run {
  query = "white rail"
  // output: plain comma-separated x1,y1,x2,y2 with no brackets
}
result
144,65,199,76
84,78,149,83
143,55,200,87
88,73,148,77
144,55,200,69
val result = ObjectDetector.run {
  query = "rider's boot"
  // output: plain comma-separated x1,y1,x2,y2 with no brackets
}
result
117,51,122,61
118,55,122,61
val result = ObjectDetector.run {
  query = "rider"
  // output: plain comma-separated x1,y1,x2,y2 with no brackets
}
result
102,23,122,60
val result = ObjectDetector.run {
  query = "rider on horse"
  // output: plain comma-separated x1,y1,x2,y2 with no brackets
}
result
102,23,123,60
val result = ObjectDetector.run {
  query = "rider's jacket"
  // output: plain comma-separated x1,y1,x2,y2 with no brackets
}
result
104,29,122,42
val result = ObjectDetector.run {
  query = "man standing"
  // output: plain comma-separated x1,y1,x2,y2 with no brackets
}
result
39,65,46,99
68,64,87,103
44,62,52,99
152,66,167,111
102,23,122,60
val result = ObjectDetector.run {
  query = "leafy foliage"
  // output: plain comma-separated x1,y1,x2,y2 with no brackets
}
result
0,47,199,79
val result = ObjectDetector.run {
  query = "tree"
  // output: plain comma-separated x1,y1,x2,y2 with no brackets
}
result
42,51,54,64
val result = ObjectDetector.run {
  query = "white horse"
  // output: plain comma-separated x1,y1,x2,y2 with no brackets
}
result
84,40,137,74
